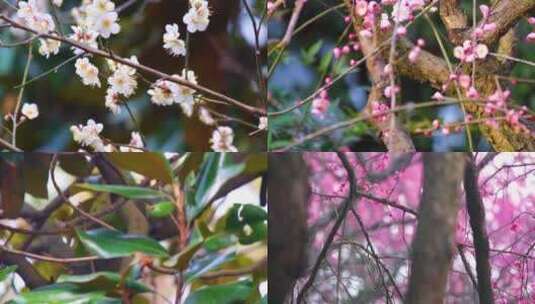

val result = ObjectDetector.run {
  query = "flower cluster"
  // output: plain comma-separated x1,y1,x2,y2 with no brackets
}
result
16,0,60,56
75,57,101,87
10,0,249,152
163,23,186,57
370,101,390,123
148,69,197,116
70,119,110,151
183,0,211,33
453,40,489,63
353,0,429,38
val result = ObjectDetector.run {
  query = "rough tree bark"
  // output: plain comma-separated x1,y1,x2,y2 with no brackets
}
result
268,153,309,304
464,154,494,304
406,153,466,303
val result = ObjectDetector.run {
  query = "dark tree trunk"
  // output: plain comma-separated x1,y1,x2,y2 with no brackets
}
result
268,153,309,304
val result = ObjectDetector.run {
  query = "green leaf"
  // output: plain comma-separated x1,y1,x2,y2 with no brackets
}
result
75,184,166,200
184,280,254,304
147,201,176,218
0,265,17,282
189,154,245,221
203,233,238,252
318,52,333,74
9,283,121,304
76,229,168,258
105,153,173,184
185,251,235,282
226,204,267,230
58,271,151,294
177,153,204,184
301,40,323,64
164,239,204,271
226,204,267,245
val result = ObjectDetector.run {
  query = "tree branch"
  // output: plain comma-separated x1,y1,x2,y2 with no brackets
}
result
0,15,266,116
464,155,494,304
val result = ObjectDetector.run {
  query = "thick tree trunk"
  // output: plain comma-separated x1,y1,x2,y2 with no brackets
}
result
406,153,465,303
268,154,309,304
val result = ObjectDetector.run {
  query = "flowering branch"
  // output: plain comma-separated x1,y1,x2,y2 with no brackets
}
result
0,14,265,116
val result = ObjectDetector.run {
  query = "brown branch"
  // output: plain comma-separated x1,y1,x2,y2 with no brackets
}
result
0,245,99,264
0,15,266,116
464,155,494,304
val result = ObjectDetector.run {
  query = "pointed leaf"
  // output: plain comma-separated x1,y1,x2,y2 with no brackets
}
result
0,265,17,282
58,271,151,294
9,283,121,304
76,229,168,258
75,184,166,200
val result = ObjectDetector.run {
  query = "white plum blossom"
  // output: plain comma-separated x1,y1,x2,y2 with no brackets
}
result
16,0,39,20
258,117,267,130
198,107,215,125
93,11,120,38
148,79,179,106
16,0,55,33
69,26,99,55
210,126,238,152
86,0,115,18
38,38,61,58
108,66,137,97
52,0,63,7
163,23,186,57
75,57,101,87
454,40,489,62
120,132,144,152
21,103,39,120
70,119,110,151
183,0,210,33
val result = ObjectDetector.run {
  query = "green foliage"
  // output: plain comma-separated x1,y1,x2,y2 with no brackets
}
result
1,153,267,303
76,229,168,258
75,184,167,200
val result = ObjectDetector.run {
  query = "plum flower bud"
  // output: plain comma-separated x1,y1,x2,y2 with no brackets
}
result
355,0,368,16
333,47,342,59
